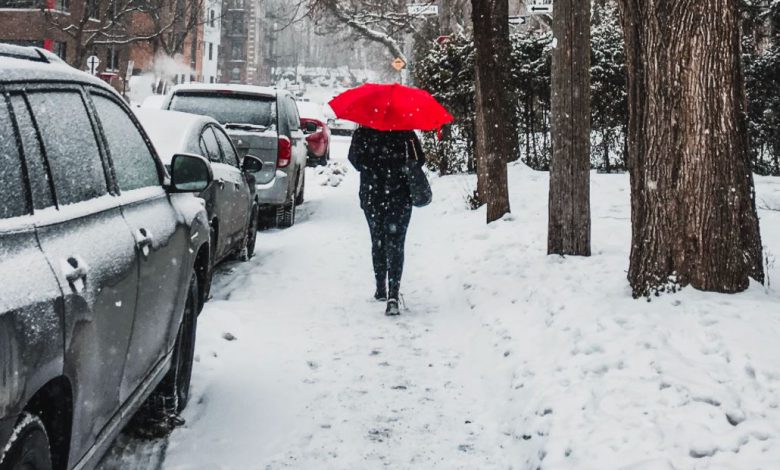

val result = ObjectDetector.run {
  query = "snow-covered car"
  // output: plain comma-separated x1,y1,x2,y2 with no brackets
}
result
324,102,358,136
163,84,307,228
297,100,331,166
0,44,212,470
135,109,264,283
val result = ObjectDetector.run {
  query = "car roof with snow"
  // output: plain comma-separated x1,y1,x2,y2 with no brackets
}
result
170,83,285,98
0,44,114,92
134,108,217,165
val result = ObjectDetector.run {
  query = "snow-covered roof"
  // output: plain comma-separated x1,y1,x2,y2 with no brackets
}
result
170,83,282,98
135,108,214,164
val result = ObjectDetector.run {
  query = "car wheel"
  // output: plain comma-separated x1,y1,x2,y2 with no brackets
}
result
239,205,259,261
0,413,52,470
295,171,305,206
276,198,296,228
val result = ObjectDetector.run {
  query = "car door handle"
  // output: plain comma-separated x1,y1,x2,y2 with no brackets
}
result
62,256,88,289
135,228,154,256
217,178,226,189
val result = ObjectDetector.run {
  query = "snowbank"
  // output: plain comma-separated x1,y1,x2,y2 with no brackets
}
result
425,163,780,468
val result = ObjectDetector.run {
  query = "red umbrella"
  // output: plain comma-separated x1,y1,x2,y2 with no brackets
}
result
328,83,454,132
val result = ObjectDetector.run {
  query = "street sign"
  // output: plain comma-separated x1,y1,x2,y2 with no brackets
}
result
407,4,438,16
528,4,553,14
391,57,406,72
86,55,100,75
509,15,527,25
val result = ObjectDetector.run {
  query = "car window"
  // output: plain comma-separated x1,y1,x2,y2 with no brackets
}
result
0,96,29,219
213,126,239,167
92,94,160,192
27,91,107,206
169,92,277,129
9,94,54,211
201,126,222,163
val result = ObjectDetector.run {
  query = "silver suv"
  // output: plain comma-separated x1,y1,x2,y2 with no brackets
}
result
163,84,307,227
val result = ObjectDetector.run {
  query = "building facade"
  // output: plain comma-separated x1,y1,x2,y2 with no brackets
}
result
202,0,221,83
219,0,268,85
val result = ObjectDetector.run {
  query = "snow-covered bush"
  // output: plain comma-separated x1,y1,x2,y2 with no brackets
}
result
415,4,629,174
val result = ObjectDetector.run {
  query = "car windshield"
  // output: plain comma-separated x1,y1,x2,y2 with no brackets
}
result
169,92,277,129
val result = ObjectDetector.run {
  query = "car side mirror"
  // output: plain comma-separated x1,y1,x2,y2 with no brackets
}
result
169,153,212,192
302,121,318,134
241,154,263,173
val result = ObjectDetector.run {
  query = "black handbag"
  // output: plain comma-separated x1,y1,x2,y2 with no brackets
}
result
405,139,432,207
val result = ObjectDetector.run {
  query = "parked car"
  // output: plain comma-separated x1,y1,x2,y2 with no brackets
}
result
324,102,358,136
163,84,307,228
297,101,331,166
135,109,264,281
0,44,213,470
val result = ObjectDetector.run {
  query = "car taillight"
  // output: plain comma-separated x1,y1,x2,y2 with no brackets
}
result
277,135,292,168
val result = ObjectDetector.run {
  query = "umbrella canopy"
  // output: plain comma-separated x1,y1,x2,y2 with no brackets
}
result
328,83,454,132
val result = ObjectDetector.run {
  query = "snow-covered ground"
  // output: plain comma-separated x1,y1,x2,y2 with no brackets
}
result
101,136,780,469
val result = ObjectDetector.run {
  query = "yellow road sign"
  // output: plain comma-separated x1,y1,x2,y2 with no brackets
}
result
392,57,406,71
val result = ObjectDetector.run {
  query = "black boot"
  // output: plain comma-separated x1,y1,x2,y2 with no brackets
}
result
385,299,400,316
374,278,387,301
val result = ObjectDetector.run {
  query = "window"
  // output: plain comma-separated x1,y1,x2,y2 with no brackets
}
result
106,48,119,70
169,92,276,128
27,91,107,205
10,95,54,210
209,9,215,27
230,67,241,81
213,127,238,167
92,94,159,191
0,0,38,8
200,127,222,162
208,42,213,61
52,41,67,60
0,96,29,219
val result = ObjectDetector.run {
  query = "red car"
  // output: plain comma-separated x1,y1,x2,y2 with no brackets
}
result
298,101,332,166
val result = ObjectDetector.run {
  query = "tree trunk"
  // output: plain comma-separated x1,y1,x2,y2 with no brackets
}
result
618,0,764,297
548,0,592,255
471,0,513,223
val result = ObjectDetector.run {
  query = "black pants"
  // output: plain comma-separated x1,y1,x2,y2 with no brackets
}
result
364,202,412,299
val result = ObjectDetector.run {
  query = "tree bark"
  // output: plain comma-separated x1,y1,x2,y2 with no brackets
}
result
471,0,513,223
618,0,764,297
548,0,592,255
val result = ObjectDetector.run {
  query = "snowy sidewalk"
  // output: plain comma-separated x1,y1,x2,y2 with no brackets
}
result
154,137,517,469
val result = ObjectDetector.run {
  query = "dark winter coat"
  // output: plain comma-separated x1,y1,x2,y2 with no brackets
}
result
348,127,426,212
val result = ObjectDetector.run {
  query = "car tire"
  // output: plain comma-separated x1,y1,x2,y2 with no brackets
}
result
276,198,296,228
239,205,259,261
295,171,305,206
131,274,198,437
0,413,52,470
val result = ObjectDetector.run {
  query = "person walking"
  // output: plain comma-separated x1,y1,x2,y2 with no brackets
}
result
348,126,425,316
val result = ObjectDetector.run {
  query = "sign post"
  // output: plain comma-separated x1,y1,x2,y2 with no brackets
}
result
86,55,100,75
